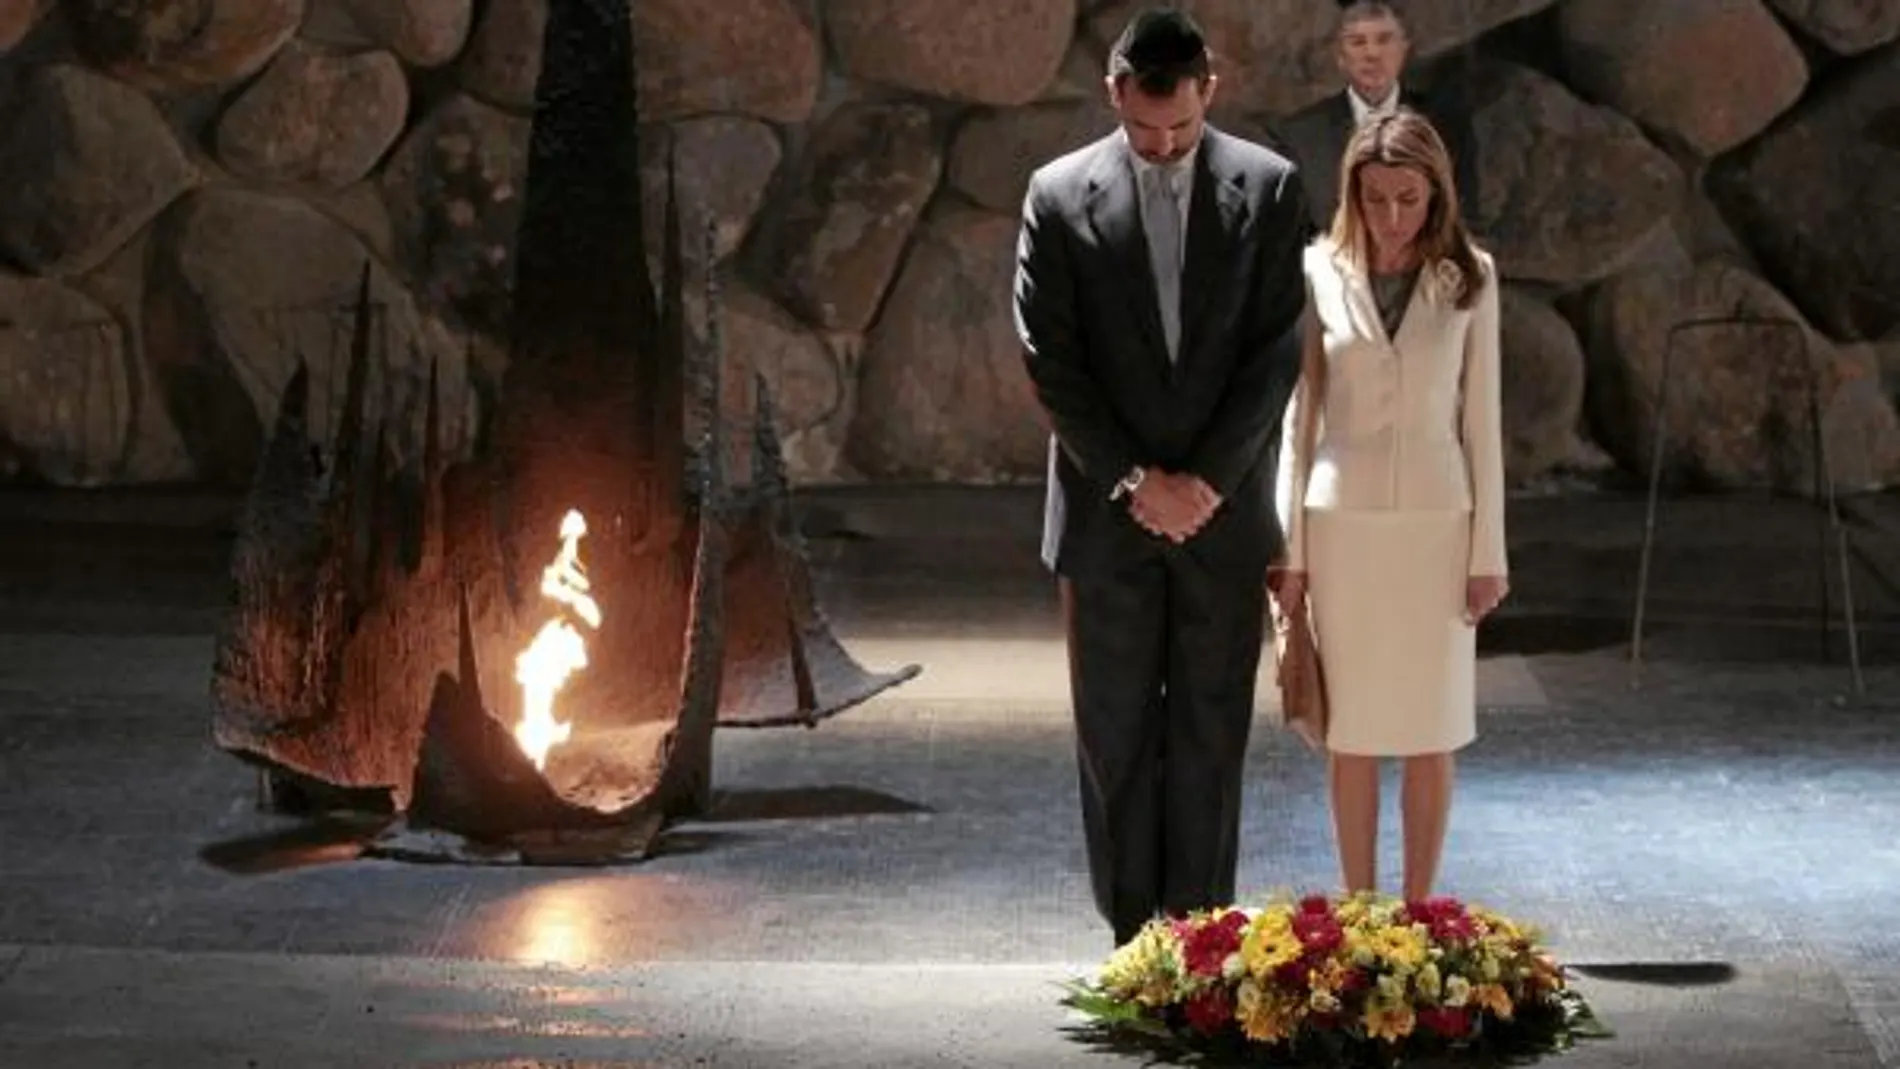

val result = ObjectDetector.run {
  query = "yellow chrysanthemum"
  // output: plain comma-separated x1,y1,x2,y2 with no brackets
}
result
1370,924,1430,970
1343,927,1377,968
1256,902,1297,927
1236,979,1300,1044
1363,996,1416,1043
1414,962,1443,1002
1099,923,1183,1007
1471,906,1523,940
1241,914,1303,976
1334,897,1372,928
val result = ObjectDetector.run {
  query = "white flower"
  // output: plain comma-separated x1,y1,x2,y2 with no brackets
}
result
1445,976,1472,1008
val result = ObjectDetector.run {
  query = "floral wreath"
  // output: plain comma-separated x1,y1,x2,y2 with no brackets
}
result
1061,891,1610,1066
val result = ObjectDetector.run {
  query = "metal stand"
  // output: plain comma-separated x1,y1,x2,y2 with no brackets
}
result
1629,314,1865,694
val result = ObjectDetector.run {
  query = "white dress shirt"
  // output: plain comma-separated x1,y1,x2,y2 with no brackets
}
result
1347,84,1401,126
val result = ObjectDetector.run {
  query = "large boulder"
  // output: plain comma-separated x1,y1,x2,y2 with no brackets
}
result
1763,0,1900,54
1708,48,1900,342
1038,37,1113,104
716,282,859,483
634,0,820,122
67,0,303,92
301,0,474,68
379,93,531,337
215,43,410,189
1468,62,1684,287
827,0,1074,106
0,274,132,486
0,64,199,278
1499,286,1588,484
1584,261,1900,495
947,100,1117,213
68,235,199,484
639,116,780,274
0,0,44,52
764,103,942,333
847,204,1046,481
141,189,477,486
459,0,819,122
1556,0,1807,157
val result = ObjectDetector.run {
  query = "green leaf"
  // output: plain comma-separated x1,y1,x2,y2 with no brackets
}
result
1563,994,1616,1039
1058,983,1150,1024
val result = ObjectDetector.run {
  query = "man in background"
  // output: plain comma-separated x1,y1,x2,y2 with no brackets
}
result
1276,1,1480,231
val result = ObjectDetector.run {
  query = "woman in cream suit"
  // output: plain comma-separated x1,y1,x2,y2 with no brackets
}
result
1273,110,1507,902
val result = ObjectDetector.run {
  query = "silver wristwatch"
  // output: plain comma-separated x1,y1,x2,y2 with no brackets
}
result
1109,465,1145,501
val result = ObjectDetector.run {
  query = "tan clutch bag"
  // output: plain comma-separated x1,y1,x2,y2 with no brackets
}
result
1271,596,1328,752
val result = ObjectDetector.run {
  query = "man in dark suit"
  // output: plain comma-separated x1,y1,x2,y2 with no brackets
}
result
1012,7,1310,947
1276,1,1480,231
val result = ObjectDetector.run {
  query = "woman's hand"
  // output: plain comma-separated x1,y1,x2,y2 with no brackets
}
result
1464,575,1509,625
1269,568,1307,611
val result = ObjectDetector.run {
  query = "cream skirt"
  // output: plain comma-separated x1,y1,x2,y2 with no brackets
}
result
1306,509,1476,757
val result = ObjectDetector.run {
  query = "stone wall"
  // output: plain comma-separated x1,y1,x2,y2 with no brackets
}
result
1,0,1898,494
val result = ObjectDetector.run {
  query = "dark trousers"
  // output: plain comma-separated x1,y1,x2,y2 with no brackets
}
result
1061,550,1267,945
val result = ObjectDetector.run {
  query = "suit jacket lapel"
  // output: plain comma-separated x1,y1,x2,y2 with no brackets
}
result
1083,145,1170,372
1332,244,1391,347
1329,91,1355,146
1322,93,1354,218
1177,130,1248,370
1333,243,1440,351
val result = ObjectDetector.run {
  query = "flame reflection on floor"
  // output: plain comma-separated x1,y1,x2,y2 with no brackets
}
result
448,874,731,969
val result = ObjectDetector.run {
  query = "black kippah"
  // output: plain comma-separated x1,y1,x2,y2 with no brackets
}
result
1120,7,1206,67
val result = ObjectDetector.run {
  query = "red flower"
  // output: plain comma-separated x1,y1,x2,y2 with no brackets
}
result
1334,966,1371,994
1418,1006,1474,1037
1275,955,1316,988
1400,897,1477,942
1181,910,1249,978
1401,896,1465,923
1183,988,1234,1034
1299,894,1333,916
1430,913,1478,942
1293,911,1344,954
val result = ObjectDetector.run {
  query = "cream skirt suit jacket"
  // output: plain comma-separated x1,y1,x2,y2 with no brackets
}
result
1275,238,1508,756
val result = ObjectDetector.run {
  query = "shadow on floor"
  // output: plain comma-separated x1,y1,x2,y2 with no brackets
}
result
700,785,932,823
199,815,387,875
1572,962,1738,988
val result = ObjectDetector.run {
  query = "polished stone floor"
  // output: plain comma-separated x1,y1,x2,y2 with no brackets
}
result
0,486,1895,1067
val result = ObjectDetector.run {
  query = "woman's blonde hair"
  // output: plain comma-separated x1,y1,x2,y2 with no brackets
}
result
1327,108,1485,310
